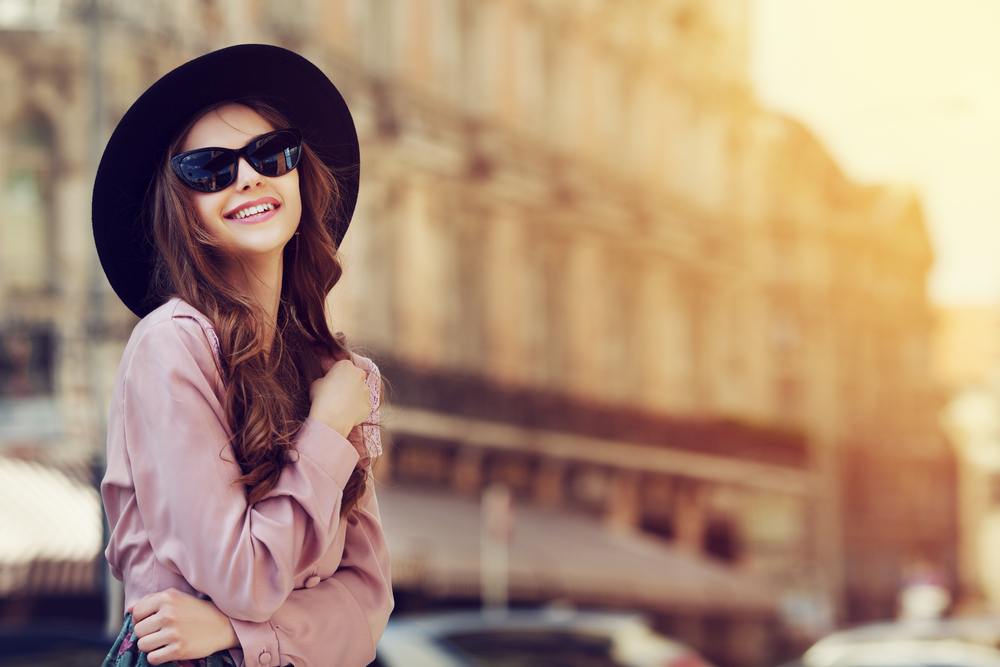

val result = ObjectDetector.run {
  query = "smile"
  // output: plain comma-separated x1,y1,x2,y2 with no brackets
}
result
228,202,277,220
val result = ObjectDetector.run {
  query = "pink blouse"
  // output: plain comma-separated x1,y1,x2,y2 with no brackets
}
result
101,298,393,667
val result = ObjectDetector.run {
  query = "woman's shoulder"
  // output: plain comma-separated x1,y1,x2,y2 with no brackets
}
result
139,297,212,327
125,298,222,367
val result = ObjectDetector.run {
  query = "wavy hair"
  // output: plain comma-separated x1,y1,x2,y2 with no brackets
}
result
148,98,371,516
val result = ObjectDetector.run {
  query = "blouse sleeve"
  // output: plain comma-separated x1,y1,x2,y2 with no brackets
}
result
121,316,360,622
228,481,394,667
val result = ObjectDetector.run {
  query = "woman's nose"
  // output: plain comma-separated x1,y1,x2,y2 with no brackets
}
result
234,157,263,190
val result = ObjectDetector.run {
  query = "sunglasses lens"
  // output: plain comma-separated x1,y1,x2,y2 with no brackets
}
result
171,129,302,192
247,131,302,177
175,150,236,192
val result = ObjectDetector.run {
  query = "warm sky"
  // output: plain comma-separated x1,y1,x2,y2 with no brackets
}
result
751,0,1000,305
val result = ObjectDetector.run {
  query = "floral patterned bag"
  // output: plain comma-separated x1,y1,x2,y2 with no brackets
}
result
102,613,235,667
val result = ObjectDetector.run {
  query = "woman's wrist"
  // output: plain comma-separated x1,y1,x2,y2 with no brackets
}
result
130,589,244,662
223,618,240,650
307,411,353,439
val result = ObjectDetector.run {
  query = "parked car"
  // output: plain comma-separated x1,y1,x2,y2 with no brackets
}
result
371,608,713,667
791,617,1000,667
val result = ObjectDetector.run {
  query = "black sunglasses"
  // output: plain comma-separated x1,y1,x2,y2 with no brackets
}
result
170,128,303,193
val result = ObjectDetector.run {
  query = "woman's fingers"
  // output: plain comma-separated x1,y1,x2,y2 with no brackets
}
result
131,587,183,627
145,642,181,666
308,359,373,438
128,587,240,661
131,590,165,626
136,626,171,654
130,596,155,626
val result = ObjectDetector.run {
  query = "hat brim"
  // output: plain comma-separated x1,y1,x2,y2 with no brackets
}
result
92,44,360,318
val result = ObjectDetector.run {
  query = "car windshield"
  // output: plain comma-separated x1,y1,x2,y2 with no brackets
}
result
443,630,624,667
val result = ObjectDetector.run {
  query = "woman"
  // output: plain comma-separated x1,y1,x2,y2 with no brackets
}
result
94,45,392,667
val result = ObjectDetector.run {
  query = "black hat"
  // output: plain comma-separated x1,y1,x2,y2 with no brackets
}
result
92,44,360,318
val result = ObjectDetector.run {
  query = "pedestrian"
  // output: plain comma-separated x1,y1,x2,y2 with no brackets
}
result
94,44,392,667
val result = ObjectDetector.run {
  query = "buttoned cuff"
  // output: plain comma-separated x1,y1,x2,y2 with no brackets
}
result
229,618,280,667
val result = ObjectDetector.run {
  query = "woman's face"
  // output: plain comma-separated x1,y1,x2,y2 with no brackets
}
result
181,104,302,268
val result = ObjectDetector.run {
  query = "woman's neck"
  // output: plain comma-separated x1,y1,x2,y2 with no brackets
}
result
228,253,283,351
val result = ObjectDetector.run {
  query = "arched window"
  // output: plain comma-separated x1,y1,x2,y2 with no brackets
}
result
2,111,55,294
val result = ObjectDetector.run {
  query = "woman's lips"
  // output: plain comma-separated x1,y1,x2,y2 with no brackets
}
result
224,197,281,224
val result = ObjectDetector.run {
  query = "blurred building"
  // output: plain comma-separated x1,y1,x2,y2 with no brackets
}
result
936,305,1000,613
0,0,954,664
0,0,116,621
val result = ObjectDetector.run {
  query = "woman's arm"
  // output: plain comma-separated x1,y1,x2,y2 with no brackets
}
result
229,480,393,667
130,589,239,665
128,356,391,667
130,470,392,667
105,314,360,622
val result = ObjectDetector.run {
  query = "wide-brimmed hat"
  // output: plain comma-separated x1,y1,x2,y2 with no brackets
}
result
92,44,360,318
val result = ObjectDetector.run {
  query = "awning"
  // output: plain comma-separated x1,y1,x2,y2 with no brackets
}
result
378,485,779,616
0,455,102,595
387,407,816,496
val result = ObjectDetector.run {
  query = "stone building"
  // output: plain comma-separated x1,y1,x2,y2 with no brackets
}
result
0,0,954,663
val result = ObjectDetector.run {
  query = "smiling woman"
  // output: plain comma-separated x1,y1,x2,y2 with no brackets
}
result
177,104,303,292
92,45,392,667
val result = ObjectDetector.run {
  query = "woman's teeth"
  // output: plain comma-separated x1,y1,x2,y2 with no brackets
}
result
231,203,276,219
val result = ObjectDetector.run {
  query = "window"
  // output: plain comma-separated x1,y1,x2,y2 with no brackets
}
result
0,325,60,443
776,375,802,422
361,0,398,76
0,326,55,398
2,112,55,293
704,516,740,562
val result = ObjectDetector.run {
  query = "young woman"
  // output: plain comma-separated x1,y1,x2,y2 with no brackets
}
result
94,45,392,667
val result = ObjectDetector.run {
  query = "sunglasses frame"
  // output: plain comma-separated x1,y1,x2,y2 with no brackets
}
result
170,127,304,193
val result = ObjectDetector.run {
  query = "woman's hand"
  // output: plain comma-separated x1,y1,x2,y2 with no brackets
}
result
308,358,372,439
131,588,239,665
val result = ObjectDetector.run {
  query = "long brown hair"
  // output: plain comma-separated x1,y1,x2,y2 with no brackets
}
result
148,99,370,516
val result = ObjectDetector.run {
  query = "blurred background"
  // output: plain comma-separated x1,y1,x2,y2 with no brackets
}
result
1,1,998,666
